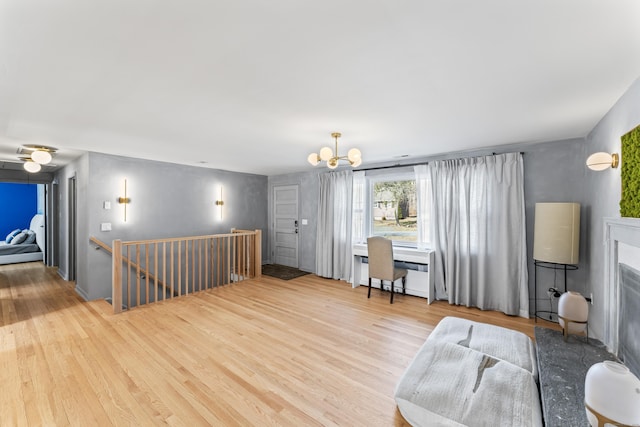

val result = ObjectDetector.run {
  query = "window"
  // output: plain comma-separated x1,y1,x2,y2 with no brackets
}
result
352,168,430,248
370,174,418,245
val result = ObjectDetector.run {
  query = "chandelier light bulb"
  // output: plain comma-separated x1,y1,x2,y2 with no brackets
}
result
319,147,333,161
307,153,320,166
327,158,338,169
351,158,362,167
347,148,361,162
23,160,42,173
31,149,52,164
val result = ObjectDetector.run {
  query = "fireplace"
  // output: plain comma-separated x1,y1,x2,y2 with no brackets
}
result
619,263,640,377
603,217,640,378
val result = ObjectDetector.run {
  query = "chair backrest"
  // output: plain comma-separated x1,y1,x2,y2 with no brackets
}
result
367,236,395,281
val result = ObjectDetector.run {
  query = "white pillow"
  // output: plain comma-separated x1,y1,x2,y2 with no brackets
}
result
10,231,28,245
5,228,21,243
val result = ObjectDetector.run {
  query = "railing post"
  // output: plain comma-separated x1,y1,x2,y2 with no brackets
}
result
112,239,123,314
254,229,262,278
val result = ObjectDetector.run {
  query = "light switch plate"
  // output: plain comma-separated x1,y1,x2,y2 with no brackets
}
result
302,219,308,225
101,223,112,231
103,201,111,210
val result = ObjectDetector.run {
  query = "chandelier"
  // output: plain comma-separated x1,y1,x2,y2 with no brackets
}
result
20,145,57,173
307,132,362,169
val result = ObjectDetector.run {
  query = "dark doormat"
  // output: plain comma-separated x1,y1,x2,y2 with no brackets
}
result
262,264,310,280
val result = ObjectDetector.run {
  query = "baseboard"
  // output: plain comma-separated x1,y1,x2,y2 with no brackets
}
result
75,285,89,301
57,268,68,281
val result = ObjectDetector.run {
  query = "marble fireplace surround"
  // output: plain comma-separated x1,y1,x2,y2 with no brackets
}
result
603,217,640,363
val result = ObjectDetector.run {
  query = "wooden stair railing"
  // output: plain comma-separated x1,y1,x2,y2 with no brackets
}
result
90,237,172,297
91,229,262,313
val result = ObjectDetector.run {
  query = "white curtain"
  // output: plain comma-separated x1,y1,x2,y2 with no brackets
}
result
351,171,366,246
428,153,529,317
316,170,353,281
350,171,366,284
414,164,430,250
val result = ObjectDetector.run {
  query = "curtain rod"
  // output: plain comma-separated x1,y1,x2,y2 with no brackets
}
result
354,152,524,172
355,161,427,172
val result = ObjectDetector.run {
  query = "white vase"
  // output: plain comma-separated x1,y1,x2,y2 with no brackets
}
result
558,291,588,334
585,361,640,426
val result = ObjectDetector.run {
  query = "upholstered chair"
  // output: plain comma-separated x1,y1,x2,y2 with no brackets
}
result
367,236,408,303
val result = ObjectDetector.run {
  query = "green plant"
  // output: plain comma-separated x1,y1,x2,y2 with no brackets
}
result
621,125,640,218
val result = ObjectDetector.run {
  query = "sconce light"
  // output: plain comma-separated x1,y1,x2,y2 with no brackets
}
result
215,186,224,220
586,152,619,171
118,179,131,222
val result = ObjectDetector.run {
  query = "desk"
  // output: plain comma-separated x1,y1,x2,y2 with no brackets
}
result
352,244,435,303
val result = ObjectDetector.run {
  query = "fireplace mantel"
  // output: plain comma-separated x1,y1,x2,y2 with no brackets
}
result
603,217,640,353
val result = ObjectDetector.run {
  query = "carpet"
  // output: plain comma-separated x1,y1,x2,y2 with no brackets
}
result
262,264,310,280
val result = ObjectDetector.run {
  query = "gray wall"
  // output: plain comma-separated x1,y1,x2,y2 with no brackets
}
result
584,76,640,340
0,169,53,184
56,152,268,301
521,138,588,316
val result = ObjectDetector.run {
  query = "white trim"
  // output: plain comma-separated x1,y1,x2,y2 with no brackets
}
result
75,285,90,301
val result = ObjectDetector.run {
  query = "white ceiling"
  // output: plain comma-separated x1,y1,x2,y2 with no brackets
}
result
1,1,640,176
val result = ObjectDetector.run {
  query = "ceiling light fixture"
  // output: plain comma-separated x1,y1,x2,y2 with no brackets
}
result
22,159,42,173
307,132,362,169
31,149,52,164
24,144,57,165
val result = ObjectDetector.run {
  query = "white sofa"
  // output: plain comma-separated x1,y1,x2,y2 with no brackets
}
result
395,316,542,427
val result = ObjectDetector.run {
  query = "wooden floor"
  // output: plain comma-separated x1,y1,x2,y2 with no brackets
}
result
0,262,557,426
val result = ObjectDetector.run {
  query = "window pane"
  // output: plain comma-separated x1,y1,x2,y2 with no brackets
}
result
372,180,417,243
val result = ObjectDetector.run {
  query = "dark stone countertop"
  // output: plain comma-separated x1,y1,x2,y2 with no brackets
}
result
535,327,618,427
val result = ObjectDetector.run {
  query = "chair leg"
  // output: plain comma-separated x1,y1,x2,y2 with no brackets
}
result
402,276,406,295
390,280,394,304
368,277,372,298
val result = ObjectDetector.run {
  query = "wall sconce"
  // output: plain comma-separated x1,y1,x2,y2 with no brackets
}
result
215,186,224,220
586,152,619,171
118,179,131,222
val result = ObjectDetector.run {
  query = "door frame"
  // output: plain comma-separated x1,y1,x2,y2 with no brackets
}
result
68,175,77,282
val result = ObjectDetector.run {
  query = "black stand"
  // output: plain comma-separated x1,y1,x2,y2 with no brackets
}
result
534,260,578,322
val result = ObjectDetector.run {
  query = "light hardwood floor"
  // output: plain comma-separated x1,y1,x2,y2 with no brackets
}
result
0,262,556,426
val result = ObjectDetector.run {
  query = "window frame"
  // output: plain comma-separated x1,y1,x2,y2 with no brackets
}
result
366,171,418,248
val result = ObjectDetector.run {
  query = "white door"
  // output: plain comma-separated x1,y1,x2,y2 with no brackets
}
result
273,185,299,268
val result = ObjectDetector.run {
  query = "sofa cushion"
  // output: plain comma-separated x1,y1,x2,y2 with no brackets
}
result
395,317,542,426
427,316,538,378
395,340,542,427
